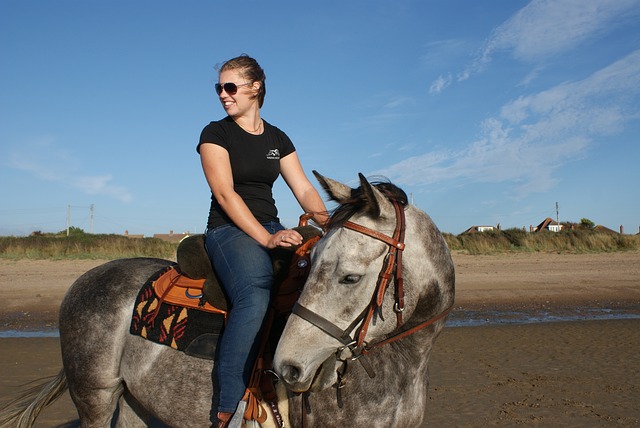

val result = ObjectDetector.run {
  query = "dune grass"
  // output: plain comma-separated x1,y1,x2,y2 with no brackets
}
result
443,228,640,255
0,234,178,260
1,228,638,260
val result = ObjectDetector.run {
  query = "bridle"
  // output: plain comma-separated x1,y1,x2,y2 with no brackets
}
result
291,200,453,395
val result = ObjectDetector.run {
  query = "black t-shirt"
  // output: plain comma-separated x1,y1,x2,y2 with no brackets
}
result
197,116,296,229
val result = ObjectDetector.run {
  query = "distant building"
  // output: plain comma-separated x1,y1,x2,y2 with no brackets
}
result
153,230,190,243
461,225,495,234
123,230,144,239
593,225,619,234
532,217,563,233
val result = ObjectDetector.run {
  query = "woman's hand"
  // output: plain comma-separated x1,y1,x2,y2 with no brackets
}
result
267,229,303,249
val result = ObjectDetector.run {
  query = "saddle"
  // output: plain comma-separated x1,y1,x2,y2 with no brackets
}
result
153,222,323,317
150,263,226,316
131,221,322,355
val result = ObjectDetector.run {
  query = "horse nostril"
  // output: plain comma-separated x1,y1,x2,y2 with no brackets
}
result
281,363,302,384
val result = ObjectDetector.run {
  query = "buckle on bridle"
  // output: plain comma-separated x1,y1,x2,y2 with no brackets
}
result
350,352,365,362
336,340,357,361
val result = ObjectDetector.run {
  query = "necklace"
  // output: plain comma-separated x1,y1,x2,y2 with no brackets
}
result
241,119,263,134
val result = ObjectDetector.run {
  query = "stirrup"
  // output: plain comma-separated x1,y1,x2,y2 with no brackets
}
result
228,400,247,427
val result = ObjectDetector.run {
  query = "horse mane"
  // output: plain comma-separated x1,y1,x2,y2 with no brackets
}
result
326,178,408,230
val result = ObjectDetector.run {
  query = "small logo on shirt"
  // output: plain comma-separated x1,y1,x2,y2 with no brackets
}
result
266,149,280,160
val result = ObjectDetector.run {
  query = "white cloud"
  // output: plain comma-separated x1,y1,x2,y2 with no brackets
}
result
429,73,452,94
501,50,640,130
384,96,414,109
73,175,133,203
7,138,134,203
446,0,640,88
518,66,545,87
438,0,640,89
375,50,640,196
421,39,469,67
8,136,75,181
486,0,640,63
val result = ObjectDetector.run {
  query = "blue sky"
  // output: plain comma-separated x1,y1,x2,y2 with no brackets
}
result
2,0,639,236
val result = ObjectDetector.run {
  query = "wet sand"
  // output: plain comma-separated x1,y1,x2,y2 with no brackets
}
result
1,253,639,426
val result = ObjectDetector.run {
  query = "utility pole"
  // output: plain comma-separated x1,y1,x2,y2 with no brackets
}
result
556,202,560,229
67,205,71,237
90,204,94,234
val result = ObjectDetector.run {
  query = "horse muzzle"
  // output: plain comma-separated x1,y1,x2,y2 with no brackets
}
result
275,354,339,393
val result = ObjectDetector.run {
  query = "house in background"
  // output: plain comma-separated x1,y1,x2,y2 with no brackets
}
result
123,230,144,239
532,217,563,233
594,225,619,234
153,230,190,242
462,225,496,234
122,230,192,241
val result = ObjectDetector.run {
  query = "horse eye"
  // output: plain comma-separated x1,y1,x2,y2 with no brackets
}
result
340,274,361,284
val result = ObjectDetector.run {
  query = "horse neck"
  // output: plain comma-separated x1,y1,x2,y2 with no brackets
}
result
404,206,455,310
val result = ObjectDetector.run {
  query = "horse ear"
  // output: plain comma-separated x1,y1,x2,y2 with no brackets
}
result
313,170,352,203
358,173,380,218
358,173,396,220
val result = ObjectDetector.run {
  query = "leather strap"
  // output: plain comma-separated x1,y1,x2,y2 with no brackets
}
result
292,303,353,346
342,221,405,250
351,200,406,348
363,305,453,354
292,303,376,378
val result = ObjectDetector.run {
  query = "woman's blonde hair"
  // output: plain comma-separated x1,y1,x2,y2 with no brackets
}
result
218,54,266,108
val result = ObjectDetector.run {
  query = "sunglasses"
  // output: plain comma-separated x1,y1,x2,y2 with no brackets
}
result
215,82,252,95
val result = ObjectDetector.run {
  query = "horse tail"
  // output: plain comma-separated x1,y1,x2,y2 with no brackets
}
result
0,369,67,428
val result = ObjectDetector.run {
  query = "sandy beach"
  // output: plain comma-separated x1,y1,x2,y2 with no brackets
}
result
1,252,639,426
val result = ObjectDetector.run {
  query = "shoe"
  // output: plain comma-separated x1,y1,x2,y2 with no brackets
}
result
214,411,233,428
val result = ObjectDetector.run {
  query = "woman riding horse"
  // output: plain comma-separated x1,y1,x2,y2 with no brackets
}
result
197,54,327,426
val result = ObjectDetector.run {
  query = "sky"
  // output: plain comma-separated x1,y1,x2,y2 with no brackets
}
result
2,0,639,237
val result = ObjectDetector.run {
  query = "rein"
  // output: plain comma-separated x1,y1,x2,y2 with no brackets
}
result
291,200,453,393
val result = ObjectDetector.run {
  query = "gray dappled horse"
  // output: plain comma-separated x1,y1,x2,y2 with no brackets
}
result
0,172,454,428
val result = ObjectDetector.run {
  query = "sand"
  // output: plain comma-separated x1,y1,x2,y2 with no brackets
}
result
0,252,639,426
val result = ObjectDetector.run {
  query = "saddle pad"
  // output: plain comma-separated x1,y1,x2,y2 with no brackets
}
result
130,267,225,359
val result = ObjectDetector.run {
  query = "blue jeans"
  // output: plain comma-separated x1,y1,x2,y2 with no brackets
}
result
204,221,284,413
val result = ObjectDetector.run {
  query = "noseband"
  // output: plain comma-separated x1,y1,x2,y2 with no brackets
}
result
291,200,453,384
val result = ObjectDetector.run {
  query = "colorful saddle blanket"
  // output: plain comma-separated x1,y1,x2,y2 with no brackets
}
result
129,266,227,359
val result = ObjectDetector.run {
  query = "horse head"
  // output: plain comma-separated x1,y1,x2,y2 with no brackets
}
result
273,172,455,394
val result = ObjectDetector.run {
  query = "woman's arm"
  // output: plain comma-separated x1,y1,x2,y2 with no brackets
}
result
280,152,329,227
199,143,299,248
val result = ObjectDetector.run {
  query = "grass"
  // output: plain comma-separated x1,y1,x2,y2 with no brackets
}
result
443,228,640,255
1,228,638,260
0,234,178,260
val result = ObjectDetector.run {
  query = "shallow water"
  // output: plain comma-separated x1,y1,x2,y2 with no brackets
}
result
1,306,639,338
0,329,60,338
447,305,640,327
